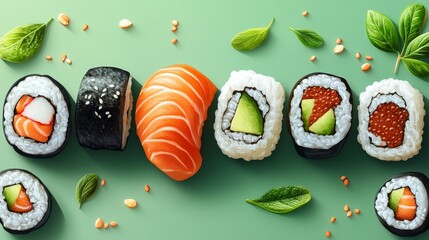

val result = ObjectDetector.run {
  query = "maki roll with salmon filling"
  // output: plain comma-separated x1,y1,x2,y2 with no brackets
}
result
214,70,285,160
288,73,352,159
0,169,52,234
375,172,429,237
2,75,71,157
76,67,133,150
357,79,425,161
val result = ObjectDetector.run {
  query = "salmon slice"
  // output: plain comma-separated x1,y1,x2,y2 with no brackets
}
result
135,64,217,181
13,115,54,143
11,188,33,213
15,95,34,114
395,187,417,221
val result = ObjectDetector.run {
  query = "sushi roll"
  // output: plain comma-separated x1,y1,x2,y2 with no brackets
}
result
213,70,285,160
288,73,352,159
135,64,217,181
357,79,425,161
76,67,133,150
2,75,71,158
374,172,429,237
0,169,52,234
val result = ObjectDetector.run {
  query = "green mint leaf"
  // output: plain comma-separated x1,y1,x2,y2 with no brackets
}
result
289,27,324,48
399,3,427,46
0,19,52,63
404,32,429,58
231,18,274,51
246,186,311,214
366,10,400,52
76,173,98,208
402,57,429,78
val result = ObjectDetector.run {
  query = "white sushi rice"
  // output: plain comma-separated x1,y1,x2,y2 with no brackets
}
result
0,170,48,231
289,74,352,149
375,176,428,231
357,79,425,161
214,70,285,161
3,76,69,156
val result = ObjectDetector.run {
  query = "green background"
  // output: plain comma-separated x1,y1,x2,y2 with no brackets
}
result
0,0,428,239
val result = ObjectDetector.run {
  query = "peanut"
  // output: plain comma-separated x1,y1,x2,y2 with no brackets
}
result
58,13,70,26
95,218,104,229
61,54,67,62
366,55,373,60
336,38,342,44
310,55,317,62
172,19,179,27
65,58,72,65
83,24,89,31
356,52,361,59
171,26,177,32
145,184,150,192
333,44,345,54
325,231,331,238
101,179,106,186
343,178,349,186
361,63,371,71
45,56,53,61
354,209,361,214
302,11,309,17
347,211,353,217
119,19,133,29
124,199,138,208
330,217,336,223
110,221,118,227
171,38,178,44
344,204,349,212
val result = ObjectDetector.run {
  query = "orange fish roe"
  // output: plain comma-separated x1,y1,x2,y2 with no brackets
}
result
302,86,341,126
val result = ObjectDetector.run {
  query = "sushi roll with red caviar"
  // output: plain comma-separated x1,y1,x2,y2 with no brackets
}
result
2,75,71,157
375,172,429,237
357,79,425,161
287,73,353,159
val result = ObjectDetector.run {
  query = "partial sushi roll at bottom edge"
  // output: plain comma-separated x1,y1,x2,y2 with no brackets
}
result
214,70,285,161
0,169,52,234
374,172,429,237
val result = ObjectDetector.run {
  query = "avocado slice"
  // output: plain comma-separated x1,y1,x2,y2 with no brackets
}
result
308,109,335,135
230,92,263,135
389,188,405,212
301,99,315,131
2,184,22,209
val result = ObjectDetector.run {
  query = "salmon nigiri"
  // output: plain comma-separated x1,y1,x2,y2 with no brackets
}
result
135,64,217,181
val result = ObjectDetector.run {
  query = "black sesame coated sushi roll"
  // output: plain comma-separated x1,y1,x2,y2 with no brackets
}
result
374,172,429,237
287,73,353,159
0,169,52,234
76,67,133,150
2,74,71,158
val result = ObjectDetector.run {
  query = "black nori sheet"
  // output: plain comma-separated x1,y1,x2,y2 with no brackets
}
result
0,169,52,234
2,74,72,158
75,66,131,150
375,172,429,237
287,72,353,159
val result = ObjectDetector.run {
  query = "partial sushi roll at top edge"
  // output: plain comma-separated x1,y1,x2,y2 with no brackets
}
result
135,64,217,181
76,67,133,150
374,172,429,237
0,169,52,234
2,74,71,158
288,73,353,159
214,70,285,161
357,79,425,161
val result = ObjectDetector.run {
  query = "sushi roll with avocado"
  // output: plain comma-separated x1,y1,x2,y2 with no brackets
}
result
76,67,133,150
375,172,429,237
288,73,353,159
357,79,425,161
2,75,71,158
0,169,52,234
214,70,285,160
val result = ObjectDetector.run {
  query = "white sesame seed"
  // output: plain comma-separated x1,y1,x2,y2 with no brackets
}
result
109,84,114,88
116,91,120,96
88,95,92,99
102,88,107,92
84,95,88,99
95,111,99,116
108,115,112,118
101,93,106,97
113,95,118,99
105,111,110,115
99,98,103,104
98,115,102,119
94,86,98,90
98,106,102,110
85,101,90,105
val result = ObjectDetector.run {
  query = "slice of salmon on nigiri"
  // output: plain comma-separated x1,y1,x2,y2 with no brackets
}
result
135,64,217,181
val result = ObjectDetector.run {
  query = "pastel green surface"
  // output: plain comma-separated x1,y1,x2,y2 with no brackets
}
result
0,0,428,239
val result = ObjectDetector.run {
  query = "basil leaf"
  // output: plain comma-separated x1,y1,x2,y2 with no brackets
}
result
402,57,429,78
246,186,311,214
231,18,274,51
0,18,52,63
76,173,98,208
399,3,427,46
289,28,324,48
404,32,429,58
366,10,400,52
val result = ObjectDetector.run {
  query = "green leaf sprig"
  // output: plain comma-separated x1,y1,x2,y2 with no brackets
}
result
76,173,98,208
246,186,311,214
366,4,429,78
231,18,274,51
0,18,52,63
289,28,324,48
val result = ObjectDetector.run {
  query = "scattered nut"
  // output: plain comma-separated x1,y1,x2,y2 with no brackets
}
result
302,11,309,17
145,184,150,192
356,52,361,59
45,55,52,61
95,218,104,229
83,24,89,31
171,26,177,32
343,178,349,187
361,63,371,71
58,13,70,26
365,55,373,60
124,198,138,208
172,19,179,27
61,54,67,62
340,176,347,181
336,38,342,44
101,179,106,186
330,217,336,223
347,210,353,217
310,55,317,62
344,204,350,212
171,38,178,44
110,221,118,227
333,44,345,54
104,223,109,229
119,19,133,29
354,209,361,214
65,58,72,65
325,231,331,238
